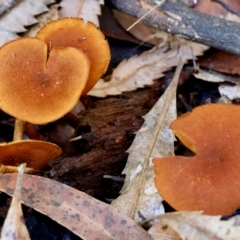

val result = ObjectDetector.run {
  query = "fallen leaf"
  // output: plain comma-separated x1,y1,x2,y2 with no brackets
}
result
148,219,181,240
0,164,30,240
194,67,240,84
111,59,185,221
198,49,240,75
0,174,152,240
59,0,104,26
0,0,55,46
193,68,240,102
23,3,59,38
90,0,240,97
219,84,240,101
195,1,240,75
89,38,207,97
195,0,240,22
149,212,240,240
99,6,143,44
0,0,17,15
113,10,160,45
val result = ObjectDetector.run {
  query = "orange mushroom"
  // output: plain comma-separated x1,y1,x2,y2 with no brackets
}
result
0,115,62,173
36,18,110,95
0,140,61,171
0,37,90,124
154,104,240,215
0,119,62,173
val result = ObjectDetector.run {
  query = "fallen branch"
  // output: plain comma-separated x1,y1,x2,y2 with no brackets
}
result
107,0,240,55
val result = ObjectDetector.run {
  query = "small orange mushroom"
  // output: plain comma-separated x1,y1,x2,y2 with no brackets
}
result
36,18,111,95
0,37,90,124
154,104,240,215
0,140,61,171
0,115,62,173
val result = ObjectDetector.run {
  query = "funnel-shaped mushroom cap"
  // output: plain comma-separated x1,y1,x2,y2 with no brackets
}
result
36,18,110,95
154,104,240,215
0,37,90,124
0,140,62,170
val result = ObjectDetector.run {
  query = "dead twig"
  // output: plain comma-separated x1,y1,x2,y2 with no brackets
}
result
107,0,240,55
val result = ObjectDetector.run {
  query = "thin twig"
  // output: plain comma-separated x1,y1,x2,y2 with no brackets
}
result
127,0,166,31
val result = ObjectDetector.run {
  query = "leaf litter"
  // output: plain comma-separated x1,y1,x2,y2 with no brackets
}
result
149,212,240,240
89,0,240,98
89,33,208,97
0,0,55,46
194,67,240,102
23,3,59,38
0,1,240,239
59,0,104,26
0,173,152,240
0,164,30,240
111,58,185,221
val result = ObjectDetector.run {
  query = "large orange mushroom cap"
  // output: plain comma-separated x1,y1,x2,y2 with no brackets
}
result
0,37,90,124
154,104,240,215
36,18,111,95
0,140,62,170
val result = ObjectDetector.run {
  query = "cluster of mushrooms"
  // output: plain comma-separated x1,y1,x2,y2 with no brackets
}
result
0,18,110,173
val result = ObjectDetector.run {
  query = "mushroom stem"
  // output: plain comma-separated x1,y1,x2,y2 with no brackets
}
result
24,122,45,141
13,119,25,141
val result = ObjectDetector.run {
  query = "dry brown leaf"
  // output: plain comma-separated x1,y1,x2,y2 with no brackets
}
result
149,212,240,240
148,220,181,240
111,59,185,222
23,3,59,38
89,34,207,97
0,173,152,240
198,49,240,76
113,10,160,46
193,68,240,102
195,0,240,22
59,0,104,26
195,1,240,75
194,68,240,84
0,164,30,240
88,1,209,97
0,0,55,46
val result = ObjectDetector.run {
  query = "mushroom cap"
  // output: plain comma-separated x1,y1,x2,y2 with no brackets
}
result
0,164,33,173
0,140,62,170
36,18,110,95
0,37,90,124
154,104,240,215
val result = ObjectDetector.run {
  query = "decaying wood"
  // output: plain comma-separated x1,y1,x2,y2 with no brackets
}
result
107,0,240,55
49,80,166,198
